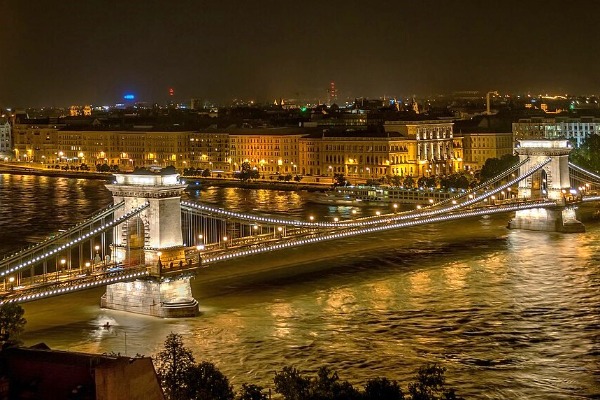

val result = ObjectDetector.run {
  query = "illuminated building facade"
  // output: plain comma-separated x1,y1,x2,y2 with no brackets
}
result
312,131,418,179
228,128,302,175
186,132,229,173
457,132,513,169
11,122,466,179
0,120,11,158
12,121,62,163
513,116,600,147
384,121,458,176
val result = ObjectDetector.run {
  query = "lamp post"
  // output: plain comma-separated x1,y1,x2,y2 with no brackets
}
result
8,276,14,291
94,245,101,266
196,245,204,264
222,236,228,249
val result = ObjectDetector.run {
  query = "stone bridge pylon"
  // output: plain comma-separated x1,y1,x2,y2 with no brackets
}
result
101,170,199,317
509,139,584,232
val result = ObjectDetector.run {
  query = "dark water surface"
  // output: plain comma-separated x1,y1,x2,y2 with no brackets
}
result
1,174,599,399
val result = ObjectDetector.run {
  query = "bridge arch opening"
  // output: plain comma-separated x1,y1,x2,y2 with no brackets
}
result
530,169,548,199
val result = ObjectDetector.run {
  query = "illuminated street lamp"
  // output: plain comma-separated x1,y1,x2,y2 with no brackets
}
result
393,203,398,212
309,215,314,222
333,217,339,223
8,276,14,291
196,245,204,264
94,245,100,263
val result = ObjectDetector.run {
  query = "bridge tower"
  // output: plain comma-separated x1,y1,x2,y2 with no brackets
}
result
105,171,186,268
509,139,584,232
101,170,199,317
515,139,571,201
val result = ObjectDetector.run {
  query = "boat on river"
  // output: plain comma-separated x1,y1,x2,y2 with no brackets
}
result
309,185,462,206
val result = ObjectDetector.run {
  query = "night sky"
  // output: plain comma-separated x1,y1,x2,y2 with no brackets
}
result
2,0,600,107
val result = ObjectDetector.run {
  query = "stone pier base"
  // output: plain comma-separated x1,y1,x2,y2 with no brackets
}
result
508,207,585,233
101,277,199,318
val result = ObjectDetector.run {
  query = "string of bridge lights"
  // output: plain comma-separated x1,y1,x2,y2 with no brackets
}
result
435,156,531,208
201,200,557,265
0,203,150,277
2,157,586,293
182,159,552,232
0,269,149,305
0,201,125,263
569,162,600,182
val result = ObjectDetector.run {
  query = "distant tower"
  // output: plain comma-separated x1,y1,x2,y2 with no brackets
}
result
328,81,338,106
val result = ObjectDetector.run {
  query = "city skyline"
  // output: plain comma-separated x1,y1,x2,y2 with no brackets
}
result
2,0,600,107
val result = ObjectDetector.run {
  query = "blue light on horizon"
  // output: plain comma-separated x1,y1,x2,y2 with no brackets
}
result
124,94,135,100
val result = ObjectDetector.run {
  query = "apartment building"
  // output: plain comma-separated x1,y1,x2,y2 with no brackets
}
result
513,116,600,147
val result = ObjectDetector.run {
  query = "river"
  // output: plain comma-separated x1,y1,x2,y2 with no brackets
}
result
1,174,598,399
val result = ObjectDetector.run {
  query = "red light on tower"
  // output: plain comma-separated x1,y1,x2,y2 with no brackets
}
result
169,88,174,96
328,81,337,105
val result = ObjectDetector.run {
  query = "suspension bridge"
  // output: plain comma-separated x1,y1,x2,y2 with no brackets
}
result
1,138,599,317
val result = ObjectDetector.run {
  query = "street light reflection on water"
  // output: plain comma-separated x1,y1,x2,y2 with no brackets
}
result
1,177,599,399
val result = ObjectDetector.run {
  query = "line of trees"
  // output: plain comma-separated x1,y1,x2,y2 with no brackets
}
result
154,333,462,400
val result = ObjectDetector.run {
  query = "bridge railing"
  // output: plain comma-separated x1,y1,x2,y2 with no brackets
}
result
0,202,149,278
0,265,150,305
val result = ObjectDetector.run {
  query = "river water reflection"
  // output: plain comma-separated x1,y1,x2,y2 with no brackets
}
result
1,175,599,399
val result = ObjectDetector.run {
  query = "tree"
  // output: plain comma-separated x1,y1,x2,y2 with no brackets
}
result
363,377,404,400
570,134,600,173
154,333,196,400
310,366,360,400
184,361,235,400
162,165,178,175
333,173,347,187
407,364,459,400
274,366,310,400
403,175,415,189
237,383,268,400
391,175,402,187
238,162,254,181
479,154,518,182
202,168,211,177
0,303,26,342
